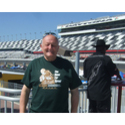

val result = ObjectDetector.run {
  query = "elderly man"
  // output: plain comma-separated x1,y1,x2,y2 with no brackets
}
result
20,32,82,113
83,39,122,113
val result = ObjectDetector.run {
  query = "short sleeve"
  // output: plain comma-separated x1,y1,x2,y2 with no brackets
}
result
21,62,33,89
106,57,117,76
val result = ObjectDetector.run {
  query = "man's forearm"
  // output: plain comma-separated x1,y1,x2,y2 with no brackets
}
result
20,85,30,113
20,93,29,112
71,88,79,113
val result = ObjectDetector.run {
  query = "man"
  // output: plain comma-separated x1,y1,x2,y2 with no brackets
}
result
83,39,122,113
20,32,82,113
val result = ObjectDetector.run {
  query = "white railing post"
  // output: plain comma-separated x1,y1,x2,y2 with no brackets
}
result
87,99,89,113
0,99,1,113
75,51,79,76
11,101,14,113
68,91,71,113
81,91,83,113
114,86,117,113
111,86,117,113
27,98,32,113
77,91,80,113
4,100,7,113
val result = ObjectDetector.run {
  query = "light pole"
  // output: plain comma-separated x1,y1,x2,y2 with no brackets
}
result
11,35,13,41
3,35,5,41
35,32,36,39
20,34,22,40
7,35,9,41
25,33,26,39
30,33,31,39
16,34,17,40
40,32,42,38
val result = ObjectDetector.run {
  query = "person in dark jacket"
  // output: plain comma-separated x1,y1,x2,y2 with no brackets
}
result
83,39,122,113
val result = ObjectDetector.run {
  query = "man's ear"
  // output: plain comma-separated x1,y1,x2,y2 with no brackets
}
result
40,44,42,50
57,45,59,52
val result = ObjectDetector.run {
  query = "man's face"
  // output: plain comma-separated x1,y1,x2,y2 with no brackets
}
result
40,35,59,61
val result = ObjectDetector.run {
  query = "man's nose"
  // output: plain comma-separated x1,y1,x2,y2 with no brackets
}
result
48,44,52,49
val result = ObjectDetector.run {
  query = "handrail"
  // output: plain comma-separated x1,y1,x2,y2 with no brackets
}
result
0,87,22,113
0,95,20,101
0,86,88,113
0,83,124,113
0,88,22,94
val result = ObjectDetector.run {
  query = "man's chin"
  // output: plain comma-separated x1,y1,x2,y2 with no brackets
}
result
45,55,56,61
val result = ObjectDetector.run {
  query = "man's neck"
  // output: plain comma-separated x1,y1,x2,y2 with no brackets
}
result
44,56,57,62
96,50,105,55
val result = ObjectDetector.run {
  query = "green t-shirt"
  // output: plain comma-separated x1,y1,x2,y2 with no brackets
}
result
21,56,82,113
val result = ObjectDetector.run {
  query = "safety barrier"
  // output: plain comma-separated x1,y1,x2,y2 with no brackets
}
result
0,84,125,113
0,87,21,113
0,85,88,113
0,87,32,113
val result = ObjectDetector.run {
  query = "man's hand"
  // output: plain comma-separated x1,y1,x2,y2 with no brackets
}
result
116,74,122,81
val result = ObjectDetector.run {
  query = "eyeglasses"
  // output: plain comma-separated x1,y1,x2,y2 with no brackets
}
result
42,32,57,38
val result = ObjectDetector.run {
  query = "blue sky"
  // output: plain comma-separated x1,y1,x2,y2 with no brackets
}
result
0,1,125,41
0,12,125,42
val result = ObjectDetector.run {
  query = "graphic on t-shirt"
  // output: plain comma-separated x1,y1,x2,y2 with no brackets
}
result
39,68,61,88
88,61,102,85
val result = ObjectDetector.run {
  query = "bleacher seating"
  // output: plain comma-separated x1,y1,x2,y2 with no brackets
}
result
0,30,125,60
58,30,125,51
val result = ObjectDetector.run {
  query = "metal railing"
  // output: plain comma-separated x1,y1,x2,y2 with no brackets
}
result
0,87,21,113
0,85,88,113
0,84,124,113
0,87,32,113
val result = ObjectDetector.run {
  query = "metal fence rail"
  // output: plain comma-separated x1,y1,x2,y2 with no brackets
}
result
0,87,21,113
0,86,88,113
0,84,125,113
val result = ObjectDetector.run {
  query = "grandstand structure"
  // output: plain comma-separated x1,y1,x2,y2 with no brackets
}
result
57,13,125,60
1,13,125,88
0,13,125,61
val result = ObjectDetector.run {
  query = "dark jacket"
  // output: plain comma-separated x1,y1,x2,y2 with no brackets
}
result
83,52,117,101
